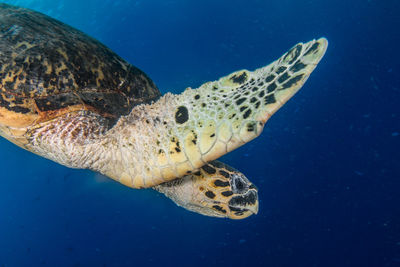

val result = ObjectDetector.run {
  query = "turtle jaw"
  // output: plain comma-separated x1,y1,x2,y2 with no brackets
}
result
227,201,259,220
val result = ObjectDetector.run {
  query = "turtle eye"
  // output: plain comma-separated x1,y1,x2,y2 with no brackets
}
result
231,173,248,194
235,179,244,191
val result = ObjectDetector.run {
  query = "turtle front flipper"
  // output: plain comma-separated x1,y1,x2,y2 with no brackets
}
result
153,161,258,219
105,38,327,188
175,38,328,159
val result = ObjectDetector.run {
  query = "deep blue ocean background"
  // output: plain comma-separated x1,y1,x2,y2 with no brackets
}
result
0,0,399,266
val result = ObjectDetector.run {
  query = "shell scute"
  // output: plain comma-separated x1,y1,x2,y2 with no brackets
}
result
0,3,161,129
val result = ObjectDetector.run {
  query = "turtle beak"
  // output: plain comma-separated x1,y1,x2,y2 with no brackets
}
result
247,195,259,215
227,190,259,219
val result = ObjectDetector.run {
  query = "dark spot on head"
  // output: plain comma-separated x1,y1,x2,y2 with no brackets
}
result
214,179,230,187
229,191,258,206
210,133,215,138
175,106,189,124
194,171,201,176
201,103,206,108
239,106,247,112
175,147,181,153
230,72,248,84
258,91,265,98
209,161,224,168
229,206,244,212
251,86,259,92
205,191,216,199
250,97,257,103
194,94,200,100
255,101,260,109
218,170,230,179
202,164,216,174
212,205,227,214
221,191,233,197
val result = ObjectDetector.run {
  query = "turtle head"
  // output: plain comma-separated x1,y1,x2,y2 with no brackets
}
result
197,161,259,219
225,171,259,219
155,160,258,219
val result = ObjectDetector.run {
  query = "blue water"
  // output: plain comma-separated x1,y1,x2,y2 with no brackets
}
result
0,0,399,266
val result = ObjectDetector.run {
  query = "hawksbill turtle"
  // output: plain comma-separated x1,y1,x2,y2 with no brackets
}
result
0,4,327,219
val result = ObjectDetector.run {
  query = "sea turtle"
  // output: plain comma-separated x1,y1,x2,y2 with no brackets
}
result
0,4,327,219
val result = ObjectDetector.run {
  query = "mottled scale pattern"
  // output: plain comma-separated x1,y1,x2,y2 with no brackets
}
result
23,38,326,189
82,38,327,188
26,111,111,169
0,3,160,129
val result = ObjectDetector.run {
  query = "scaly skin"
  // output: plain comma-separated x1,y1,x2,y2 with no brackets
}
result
26,38,328,189
21,38,327,219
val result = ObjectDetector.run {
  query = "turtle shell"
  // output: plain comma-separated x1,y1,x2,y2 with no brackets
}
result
0,4,161,130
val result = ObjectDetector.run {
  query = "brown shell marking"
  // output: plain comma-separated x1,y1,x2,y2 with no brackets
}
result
0,3,161,130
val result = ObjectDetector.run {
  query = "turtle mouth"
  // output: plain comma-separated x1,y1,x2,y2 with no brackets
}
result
227,190,259,219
